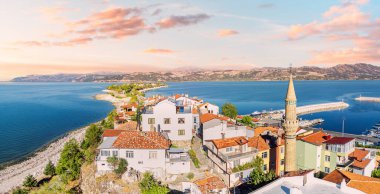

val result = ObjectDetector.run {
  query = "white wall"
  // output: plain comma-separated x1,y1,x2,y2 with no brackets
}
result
202,120,247,144
166,161,191,174
142,100,193,141
363,159,375,176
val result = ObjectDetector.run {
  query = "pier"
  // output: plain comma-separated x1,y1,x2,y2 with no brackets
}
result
355,96,380,103
252,102,349,119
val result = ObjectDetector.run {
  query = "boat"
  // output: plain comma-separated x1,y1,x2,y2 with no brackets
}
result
366,122,380,138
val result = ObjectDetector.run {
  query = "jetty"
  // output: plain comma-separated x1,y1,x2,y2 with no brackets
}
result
251,102,349,119
355,96,380,103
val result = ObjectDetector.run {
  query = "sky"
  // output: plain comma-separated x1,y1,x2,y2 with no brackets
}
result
1,0,380,81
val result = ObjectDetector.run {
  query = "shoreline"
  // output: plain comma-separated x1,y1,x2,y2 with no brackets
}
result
0,123,92,192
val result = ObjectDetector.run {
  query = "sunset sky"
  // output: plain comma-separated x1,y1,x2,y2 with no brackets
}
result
1,0,380,81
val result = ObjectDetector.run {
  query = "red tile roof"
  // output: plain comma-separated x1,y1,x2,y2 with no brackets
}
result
349,148,369,161
194,176,227,193
323,169,380,194
248,136,270,151
121,102,138,109
192,108,199,114
351,159,371,169
212,136,248,149
115,121,138,131
254,127,279,137
298,131,331,146
200,113,229,123
112,131,170,149
324,137,354,145
103,129,125,137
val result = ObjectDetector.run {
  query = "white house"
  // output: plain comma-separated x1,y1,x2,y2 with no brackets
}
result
175,94,203,107
141,98,195,142
198,102,219,115
200,113,250,145
349,148,376,177
96,130,191,179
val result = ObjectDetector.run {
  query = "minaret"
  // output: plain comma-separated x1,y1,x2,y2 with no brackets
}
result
282,73,298,172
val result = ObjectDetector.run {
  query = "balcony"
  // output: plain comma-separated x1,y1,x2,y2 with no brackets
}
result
206,145,258,162
336,158,354,168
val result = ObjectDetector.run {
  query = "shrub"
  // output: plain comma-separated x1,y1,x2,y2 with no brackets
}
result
189,149,200,168
23,175,37,187
222,103,238,119
107,156,128,176
12,187,28,194
139,172,169,194
81,124,103,150
43,160,56,176
187,172,194,180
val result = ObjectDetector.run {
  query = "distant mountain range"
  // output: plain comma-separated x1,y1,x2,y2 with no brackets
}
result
11,63,380,82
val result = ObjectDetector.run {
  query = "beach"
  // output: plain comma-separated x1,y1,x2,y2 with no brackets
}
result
0,125,88,193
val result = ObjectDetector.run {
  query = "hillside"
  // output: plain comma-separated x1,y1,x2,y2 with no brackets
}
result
11,63,380,82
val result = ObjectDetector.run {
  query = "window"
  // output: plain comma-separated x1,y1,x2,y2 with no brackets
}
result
226,147,233,152
178,129,185,136
194,117,197,123
263,164,267,171
325,145,329,150
281,159,284,165
101,150,110,156
178,118,185,124
126,151,134,158
149,151,157,159
281,147,284,154
325,167,330,173
325,155,330,162
164,118,171,124
337,147,341,152
262,152,268,159
148,118,155,124
138,161,143,164
112,150,118,157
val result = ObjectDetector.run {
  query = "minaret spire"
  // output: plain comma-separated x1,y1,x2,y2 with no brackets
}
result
282,64,298,173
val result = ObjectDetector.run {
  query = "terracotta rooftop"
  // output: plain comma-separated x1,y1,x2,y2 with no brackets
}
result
351,158,371,169
121,102,138,109
298,131,331,146
115,121,138,131
248,136,270,151
254,127,279,137
323,169,380,194
192,108,198,114
102,129,125,137
349,148,369,161
283,169,314,177
212,136,248,149
174,94,182,99
193,176,227,193
324,137,354,145
112,131,170,149
200,113,229,123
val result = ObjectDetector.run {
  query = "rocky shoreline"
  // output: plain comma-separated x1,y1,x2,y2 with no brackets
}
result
0,125,89,193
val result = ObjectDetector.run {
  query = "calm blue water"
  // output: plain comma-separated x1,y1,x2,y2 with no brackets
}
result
0,82,113,164
147,81,380,135
0,81,379,165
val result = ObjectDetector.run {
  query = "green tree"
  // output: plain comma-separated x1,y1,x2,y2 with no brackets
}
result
241,116,252,125
56,139,84,182
247,157,276,188
43,160,56,176
222,103,238,119
107,156,128,176
372,169,380,178
139,172,169,194
81,124,103,149
23,175,38,187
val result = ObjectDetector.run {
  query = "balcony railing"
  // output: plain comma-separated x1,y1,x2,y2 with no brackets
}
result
206,145,258,162
336,158,354,168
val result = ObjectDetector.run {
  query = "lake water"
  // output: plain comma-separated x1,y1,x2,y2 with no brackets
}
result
0,82,113,164
0,81,379,164
147,81,380,135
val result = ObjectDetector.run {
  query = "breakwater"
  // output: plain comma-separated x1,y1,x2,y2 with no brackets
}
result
355,96,380,103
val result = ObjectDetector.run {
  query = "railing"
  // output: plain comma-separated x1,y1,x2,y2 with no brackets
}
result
206,145,258,162
336,158,354,167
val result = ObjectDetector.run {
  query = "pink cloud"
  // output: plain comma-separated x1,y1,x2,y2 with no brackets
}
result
144,48,175,54
217,29,239,37
156,14,210,29
287,0,380,65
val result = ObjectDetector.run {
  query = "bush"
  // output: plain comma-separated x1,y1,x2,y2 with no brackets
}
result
12,187,28,194
81,124,103,150
56,139,84,182
372,169,380,178
107,156,128,176
189,149,200,168
23,175,37,187
187,172,194,180
139,172,169,194
43,160,56,176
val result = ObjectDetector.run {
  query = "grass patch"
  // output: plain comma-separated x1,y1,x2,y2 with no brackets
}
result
189,149,200,168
